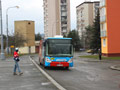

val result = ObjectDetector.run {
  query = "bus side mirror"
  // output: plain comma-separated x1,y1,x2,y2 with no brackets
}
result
43,42,46,46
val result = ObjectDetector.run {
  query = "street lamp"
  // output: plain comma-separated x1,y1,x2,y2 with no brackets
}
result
6,6,19,54
0,0,5,60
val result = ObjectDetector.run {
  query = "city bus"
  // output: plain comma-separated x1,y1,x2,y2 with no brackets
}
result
39,36,73,69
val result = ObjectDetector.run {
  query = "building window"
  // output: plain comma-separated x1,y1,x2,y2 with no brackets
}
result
103,39,106,47
95,3,99,6
100,7,106,16
100,0,106,7
28,22,31,25
61,0,66,3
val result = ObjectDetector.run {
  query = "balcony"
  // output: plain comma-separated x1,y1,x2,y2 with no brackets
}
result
100,0,106,7
100,15,106,22
61,3,67,6
61,18,67,21
80,24,84,27
61,12,67,16
101,30,107,37
62,27,67,32
61,7,67,11
62,30,67,33
81,18,85,22
61,24,67,27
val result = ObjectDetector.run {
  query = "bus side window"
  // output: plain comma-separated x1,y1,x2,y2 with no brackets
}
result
44,46,46,56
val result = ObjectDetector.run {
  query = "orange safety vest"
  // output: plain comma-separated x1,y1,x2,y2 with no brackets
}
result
14,51,19,58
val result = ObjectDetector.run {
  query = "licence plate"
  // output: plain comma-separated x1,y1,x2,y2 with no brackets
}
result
57,64,63,66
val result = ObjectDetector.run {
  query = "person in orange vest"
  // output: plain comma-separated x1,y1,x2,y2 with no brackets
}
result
13,48,23,75
98,48,102,60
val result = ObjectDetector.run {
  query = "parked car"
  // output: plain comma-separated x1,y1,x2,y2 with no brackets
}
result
86,49,98,54
80,48,85,51
86,49,93,53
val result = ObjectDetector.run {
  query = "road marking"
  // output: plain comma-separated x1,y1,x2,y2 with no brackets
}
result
41,82,51,86
29,56,66,90
11,84,34,90
24,71,30,74
20,85,34,88
33,68,37,71
30,64,33,65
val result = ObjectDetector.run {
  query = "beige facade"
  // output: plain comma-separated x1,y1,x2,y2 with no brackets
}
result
15,20,35,54
76,1,100,38
19,46,35,54
43,0,71,38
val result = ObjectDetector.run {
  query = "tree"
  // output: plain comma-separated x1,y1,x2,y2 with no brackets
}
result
85,25,94,49
8,32,27,47
35,33,42,41
90,10,101,53
67,30,81,51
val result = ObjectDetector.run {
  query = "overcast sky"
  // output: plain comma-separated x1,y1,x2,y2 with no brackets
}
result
1,0,99,34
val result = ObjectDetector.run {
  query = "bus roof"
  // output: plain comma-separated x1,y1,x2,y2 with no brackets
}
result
46,37,72,40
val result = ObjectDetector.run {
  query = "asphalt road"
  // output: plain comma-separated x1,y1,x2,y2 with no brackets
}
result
33,52,120,90
0,55,57,90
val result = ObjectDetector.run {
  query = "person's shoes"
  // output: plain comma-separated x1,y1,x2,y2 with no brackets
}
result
13,72,17,75
19,72,23,75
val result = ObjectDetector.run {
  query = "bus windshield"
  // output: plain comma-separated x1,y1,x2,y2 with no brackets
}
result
47,39,73,57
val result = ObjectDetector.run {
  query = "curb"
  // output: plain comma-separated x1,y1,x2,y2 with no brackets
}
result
110,65,120,71
86,60,102,62
29,56,66,90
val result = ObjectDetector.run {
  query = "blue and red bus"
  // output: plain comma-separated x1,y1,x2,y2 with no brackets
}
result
39,36,73,69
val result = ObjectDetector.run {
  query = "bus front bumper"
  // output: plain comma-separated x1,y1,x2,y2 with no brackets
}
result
50,62,73,67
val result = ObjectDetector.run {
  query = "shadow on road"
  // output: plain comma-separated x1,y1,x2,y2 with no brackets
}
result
42,66,72,71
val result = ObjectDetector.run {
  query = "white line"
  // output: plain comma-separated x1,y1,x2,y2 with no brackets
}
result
29,56,66,90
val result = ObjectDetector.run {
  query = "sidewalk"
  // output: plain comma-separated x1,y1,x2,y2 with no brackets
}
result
75,52,120,71
110,65,120,71
0,55,57,90
79,57,120,71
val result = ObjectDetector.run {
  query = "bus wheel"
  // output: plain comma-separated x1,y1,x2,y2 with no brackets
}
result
44,65,47,69
40,62,42,65
39,58,41,65
43,62,46,68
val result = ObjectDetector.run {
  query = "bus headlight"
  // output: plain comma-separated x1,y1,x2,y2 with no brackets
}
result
45,57,51,63
68,58,73,63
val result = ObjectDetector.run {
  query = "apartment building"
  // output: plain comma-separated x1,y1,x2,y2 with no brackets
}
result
15,20,35,54
100,0,120,56
43,0,70,38
76,1,100,38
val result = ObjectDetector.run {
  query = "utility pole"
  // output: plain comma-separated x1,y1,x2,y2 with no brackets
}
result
6,6,19,54
0,0,5,60
6,12,8,54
